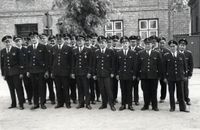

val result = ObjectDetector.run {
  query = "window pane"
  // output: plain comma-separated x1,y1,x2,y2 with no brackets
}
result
149,20,157,29
105,22,113,31
149,30,158,37
114,21,122,30
114,32,123,37
139,20,148,30
140,31,148,40
105,32,113,37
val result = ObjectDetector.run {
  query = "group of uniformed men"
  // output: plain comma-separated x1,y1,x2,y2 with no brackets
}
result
0,32,193,113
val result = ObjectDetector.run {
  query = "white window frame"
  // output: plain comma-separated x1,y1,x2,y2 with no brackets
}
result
139,19,159,39
105,20,123,37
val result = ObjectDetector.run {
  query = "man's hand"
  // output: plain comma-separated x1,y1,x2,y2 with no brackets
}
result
132,76,136,81
19,74,23,79
44,72,49,79
2,76,6,80
188,76,191,79
116,75,119,80
110,74,114,78
87,73,91,79
163,78,168,83
93,75,97,80
50,73,54,79
27,72,30,78
71,74,75,79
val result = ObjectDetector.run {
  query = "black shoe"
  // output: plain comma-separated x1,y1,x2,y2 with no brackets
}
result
28,101,32,105
152,108,159,111
73,100,77,104
176,101,179,104
66,105,71,109
96,99,101,102
141,106,149,111
111,106,116,111
128,106,135,111
51,101,56,105
119,105,126,111
41,105,47,109
8,106,16,109
114,100,118,104
91,101,96,105
186,101,191,105
19,106,24,110
31,105,39,110
99,105,107,109
55,105,63,109
169,108,175,112
86,105,92,110
76,104,84,109
135,102,139,106
159,99,165,103
180,110,190,113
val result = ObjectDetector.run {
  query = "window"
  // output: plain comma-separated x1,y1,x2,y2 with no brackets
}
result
139,19,158,39
105,20,123,37
15,24,38,37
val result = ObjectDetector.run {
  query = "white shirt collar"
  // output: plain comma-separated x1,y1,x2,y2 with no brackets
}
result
58,43,64,49
33,42,39,48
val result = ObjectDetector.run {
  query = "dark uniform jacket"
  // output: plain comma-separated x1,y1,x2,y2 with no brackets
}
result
72,47,92,76
163,52,187,81
181,50,193,77
137,50,162,79
19,47,28,74
116,49,137,80
45,44,54,73
27,43,48,74
51,44,72,76
93,48,115,78
1,47,21,76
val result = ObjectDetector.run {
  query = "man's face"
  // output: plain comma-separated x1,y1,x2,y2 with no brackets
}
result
144,42,153,50
112,40,118,47
15,39,23,47
170,44,178,53
64,37,71,45
159,40,166,48
40,36,48,44
130,40,137,47
122,41,129,50
77,38,85,47
179,44,186,51
49,39,56,46
91,37,97,45
84,40,91,47
98,40,107,49
30,36,39,44
56,38,64,45
3,39,12,48
151,39,157,48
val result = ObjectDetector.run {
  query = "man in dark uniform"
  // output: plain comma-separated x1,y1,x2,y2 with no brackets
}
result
111,35,120,104
71,35,92,110
163,40,189,112
116,36,137,111
69,35,77,104
27,32,49,110
153,37,170,103
178,39,193,105
1,35,24,110
14,36,33,105
40,34,56,105
129,35,143,105
90,33,100,103
137,37,162,111
93,35,116,111
51,34,72,109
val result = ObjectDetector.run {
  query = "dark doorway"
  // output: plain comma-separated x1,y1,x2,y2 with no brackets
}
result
15,24,38,37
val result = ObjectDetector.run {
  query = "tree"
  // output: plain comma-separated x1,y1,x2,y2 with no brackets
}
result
52,0,112,35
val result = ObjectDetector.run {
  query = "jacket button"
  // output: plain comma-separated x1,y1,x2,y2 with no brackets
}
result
58,63,60,66
33,56,36,58
101,67,103,69
79,66,82,68
8,67,10,69
175,72,177,74
148,69,150,71
33,64,35,66
124,70,126,71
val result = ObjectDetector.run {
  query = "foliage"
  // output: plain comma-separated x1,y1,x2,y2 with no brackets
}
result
52,0,111,35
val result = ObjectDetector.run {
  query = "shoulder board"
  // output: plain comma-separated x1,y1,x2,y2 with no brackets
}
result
186,50,192,53
95,49,100,52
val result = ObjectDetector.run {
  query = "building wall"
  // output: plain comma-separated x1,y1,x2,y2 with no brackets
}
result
0,0,190,49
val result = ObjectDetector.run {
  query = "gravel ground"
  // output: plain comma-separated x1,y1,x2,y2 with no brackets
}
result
0,69,200,130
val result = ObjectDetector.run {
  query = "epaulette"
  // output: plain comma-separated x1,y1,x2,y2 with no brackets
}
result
186,50,192,53
95,49,100,52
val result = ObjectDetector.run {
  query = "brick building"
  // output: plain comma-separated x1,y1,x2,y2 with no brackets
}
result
0,0,190,48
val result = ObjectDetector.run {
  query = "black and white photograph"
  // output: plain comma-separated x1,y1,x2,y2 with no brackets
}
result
0,0,200,130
